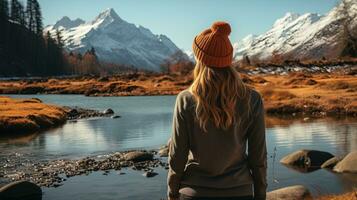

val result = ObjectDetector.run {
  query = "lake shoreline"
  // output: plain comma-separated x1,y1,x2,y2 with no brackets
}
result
0,71,356,117
1,69,356,135
1,146,356,200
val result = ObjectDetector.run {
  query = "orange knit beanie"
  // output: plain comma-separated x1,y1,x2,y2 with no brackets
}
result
193,21,233,68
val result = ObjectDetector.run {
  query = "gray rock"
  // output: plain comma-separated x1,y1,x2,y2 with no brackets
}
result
334,151,357,173
142,171,158,178
123,151,153,162
0,181,42,200
111,115,121,119
280,149,334,168
267,185,312,200
103,108,114,115
67,108,79,117
321,156,341,169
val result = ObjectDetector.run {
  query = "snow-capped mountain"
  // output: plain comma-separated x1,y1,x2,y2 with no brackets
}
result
234,0,357,61
45,8,185,71
53,17,85,29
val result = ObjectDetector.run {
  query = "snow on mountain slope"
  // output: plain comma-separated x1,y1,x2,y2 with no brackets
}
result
184,50,194,61
234,0,357,61
44,8,185,71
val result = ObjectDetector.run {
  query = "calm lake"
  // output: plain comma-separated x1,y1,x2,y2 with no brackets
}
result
1,94,357,200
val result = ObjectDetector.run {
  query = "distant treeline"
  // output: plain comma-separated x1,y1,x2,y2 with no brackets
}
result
0,0,114,77
0,0,66,76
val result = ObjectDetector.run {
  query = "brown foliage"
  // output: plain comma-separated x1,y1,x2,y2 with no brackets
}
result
65,50,100,75
160,51,194,75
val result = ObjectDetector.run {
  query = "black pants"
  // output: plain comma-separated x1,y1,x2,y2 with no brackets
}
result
179,194,254,200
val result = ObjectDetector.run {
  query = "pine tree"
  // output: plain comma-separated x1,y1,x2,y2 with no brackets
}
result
45,31,55,74
0,0,9,65
0,0,9,21
10,0,25,25
11,0,19,22
55,29,64,71
89,47,96,56
26,0,35,32
55,29,63,48
18,1,25,25
0,0,67,76
33,0,42,35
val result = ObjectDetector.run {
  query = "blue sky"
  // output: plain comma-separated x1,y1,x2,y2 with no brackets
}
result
37,0,338,51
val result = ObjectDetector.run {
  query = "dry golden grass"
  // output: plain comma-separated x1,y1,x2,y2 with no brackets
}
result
316,191,357,200
260,88,297,101
251,73,357,116
0,96,67,134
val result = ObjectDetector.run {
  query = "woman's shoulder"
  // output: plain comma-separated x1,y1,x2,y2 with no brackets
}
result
248,88,263,102
176,89,195,110
246,87,264,114
177,89,194,101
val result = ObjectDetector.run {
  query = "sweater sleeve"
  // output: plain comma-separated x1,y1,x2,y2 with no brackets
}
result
167,93,190,198
247,92,267,200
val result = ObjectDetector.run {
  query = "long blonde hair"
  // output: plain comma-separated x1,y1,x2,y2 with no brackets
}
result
189,61,249,132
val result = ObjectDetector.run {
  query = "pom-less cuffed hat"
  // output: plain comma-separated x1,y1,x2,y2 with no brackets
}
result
193,21,233,68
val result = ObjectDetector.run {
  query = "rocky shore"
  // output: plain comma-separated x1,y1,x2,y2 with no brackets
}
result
0,96,118,135
1,147,356,200
280,150,357,173
0,149,168,188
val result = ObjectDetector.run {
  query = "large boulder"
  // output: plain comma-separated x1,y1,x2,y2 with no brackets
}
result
321,156,342,169
333,151,357,173
123,151,153,162
280,150,334,168
267,185,312,200
0,181,42,200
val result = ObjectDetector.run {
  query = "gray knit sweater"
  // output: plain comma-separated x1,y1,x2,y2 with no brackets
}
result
167,89,267,199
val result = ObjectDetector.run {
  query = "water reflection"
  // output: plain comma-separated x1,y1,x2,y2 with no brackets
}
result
267,118,357,155
0,95,356,198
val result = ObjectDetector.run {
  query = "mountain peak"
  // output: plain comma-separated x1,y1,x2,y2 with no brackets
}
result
44,7,184,71
54,16,85,29
273,12,300,28
234,0,357,61
92,8,122,25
